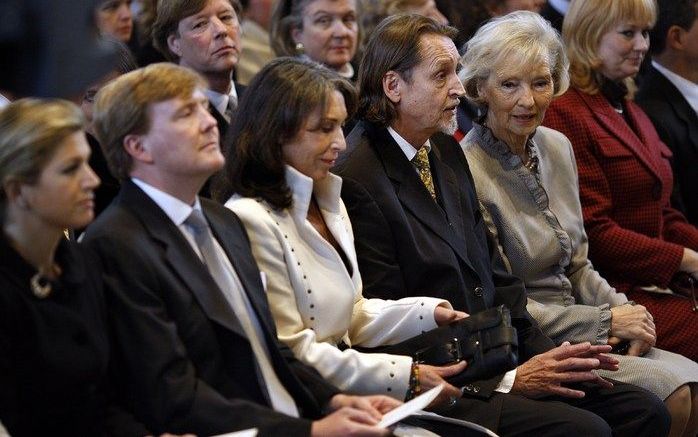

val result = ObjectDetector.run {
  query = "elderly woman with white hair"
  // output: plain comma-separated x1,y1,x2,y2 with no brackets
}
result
458,11,698,436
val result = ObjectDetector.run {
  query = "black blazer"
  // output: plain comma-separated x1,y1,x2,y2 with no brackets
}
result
82,181,339,436
335,121,553,401
0,237,147,437
636,65,698,225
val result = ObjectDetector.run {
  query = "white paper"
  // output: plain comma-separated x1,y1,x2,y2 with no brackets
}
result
211,428,258,437
410,411,499,436
378,384,444,428
392,423,440,436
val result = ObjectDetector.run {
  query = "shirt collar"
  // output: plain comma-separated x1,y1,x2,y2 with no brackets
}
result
131,177,202,226
284,165,343,222
387,126,431,161
652,60,698,115
205,84,238,115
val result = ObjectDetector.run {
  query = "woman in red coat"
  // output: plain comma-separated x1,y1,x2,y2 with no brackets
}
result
543,0,698,369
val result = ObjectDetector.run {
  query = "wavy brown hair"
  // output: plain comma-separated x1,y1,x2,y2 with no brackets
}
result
214,57,357,209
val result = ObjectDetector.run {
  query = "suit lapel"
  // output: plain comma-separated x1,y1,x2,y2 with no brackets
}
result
205,204,277,335
578,90,661,179
653,69,698,152
431,134,466,239
369,125,473,269
120,182,245,337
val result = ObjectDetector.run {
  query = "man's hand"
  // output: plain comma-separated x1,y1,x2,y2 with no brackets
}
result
610,304,656,345
328,394,401,417
311,407,390,437
419,361,467,406
434,305,468,326
510,342,616,399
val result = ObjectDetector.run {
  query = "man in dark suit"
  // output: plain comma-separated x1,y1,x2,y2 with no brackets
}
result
153,0,246,140
335,14,670,436
83,62,397,436
152,0,247,197
637,0,698,225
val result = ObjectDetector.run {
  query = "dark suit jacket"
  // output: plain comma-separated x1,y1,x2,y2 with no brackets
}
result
544,87,698,294
335,121,553,405
82,180,339,436
202,82,246,198
636,65,698,226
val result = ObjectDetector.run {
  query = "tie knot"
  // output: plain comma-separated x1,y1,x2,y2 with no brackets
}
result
412,146,430,171
185,209,209,233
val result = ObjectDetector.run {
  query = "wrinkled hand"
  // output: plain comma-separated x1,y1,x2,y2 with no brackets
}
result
329,394,401,416
419,361,467,406
610,304,656,345
434,305,468,326
311,406,389,437
511,342,616,399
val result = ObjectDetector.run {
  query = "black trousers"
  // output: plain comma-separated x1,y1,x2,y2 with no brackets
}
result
430,380,670,437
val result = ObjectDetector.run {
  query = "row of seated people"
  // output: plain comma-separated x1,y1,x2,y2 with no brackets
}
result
85,0,698,369
87,0,698,229
1,3,698,437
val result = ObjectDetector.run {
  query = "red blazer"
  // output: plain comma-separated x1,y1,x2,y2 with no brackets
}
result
543,87,698,293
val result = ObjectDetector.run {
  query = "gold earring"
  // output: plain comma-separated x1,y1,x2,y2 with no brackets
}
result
295,42,304,55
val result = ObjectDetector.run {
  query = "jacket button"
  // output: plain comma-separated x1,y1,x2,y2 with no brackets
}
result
474,287,484,297
652,183,662,201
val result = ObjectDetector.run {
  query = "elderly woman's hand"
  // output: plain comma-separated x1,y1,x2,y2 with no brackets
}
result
609,304,656,346
510,342,617,399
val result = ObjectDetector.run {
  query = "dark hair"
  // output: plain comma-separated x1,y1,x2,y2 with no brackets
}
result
214,57,357,209
357,14,457,125
650,0,698,55
152,0,242,61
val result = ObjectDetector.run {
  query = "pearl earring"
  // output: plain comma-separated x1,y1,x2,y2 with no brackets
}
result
295,42,305,55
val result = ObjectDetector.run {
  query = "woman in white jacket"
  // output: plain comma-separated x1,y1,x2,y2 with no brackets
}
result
215,57,467,407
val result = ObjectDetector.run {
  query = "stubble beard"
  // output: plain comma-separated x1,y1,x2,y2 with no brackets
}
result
439,113,458,136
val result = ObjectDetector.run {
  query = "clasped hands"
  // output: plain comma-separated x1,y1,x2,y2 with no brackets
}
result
608,303,656,356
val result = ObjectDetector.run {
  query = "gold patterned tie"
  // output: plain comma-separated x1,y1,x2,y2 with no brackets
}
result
412,146,436,199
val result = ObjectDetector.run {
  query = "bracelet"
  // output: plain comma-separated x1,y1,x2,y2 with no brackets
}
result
405,361,421,401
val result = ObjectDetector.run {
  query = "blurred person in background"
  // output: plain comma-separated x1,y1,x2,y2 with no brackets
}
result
271,0,359,80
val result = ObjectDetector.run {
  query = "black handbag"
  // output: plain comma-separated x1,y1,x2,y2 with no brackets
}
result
356,305,519,387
